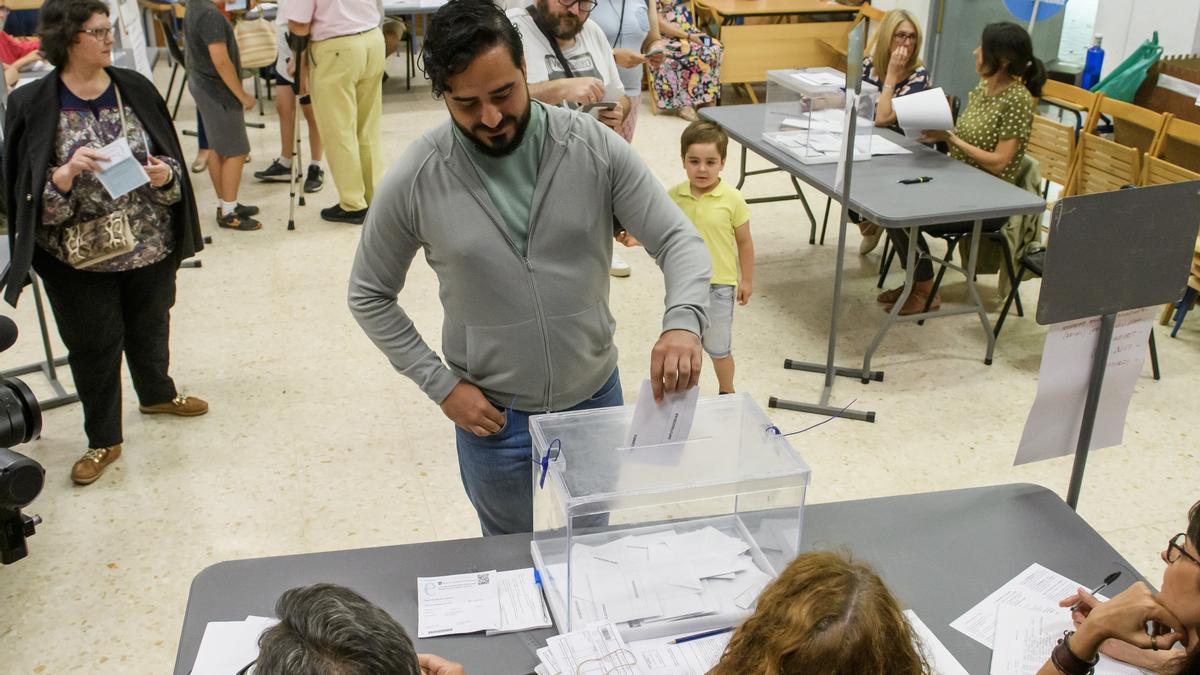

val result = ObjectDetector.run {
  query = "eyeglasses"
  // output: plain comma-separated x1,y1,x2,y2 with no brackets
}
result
1167,533,1200,568
892,31,918,43
80,26,114,41
556,0,598,11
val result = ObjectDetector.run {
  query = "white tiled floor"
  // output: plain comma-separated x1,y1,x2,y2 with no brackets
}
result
1,58,1196,673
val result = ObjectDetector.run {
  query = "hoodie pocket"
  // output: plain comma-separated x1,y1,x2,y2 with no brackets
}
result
465,317,545,395
546,302,615,400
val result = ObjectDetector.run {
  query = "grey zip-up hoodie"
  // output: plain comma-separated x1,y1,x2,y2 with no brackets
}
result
348,103,711,413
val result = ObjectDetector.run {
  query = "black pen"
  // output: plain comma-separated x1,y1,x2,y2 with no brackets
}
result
898,176,933,184
1070,571,1121,612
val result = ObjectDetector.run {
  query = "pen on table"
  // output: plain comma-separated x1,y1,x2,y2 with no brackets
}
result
898,176,933,184
1070,571,1121,611
670,626,734,644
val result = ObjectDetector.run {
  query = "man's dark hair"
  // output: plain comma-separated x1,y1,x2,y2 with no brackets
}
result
37,0,110,69
680,120,729,160
421,0,524,98
255,583,420,675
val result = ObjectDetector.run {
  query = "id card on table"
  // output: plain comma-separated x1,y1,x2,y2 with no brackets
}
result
95,137,150,199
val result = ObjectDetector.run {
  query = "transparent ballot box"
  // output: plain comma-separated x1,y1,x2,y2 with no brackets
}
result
529,393,811,641
762,67,879,165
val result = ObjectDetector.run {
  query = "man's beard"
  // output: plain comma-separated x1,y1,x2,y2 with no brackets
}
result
454,98,533,158
532,0,583,41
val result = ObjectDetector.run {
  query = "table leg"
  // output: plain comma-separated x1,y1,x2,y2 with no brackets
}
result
862,225,917,379
736,145,748,189
961,219,996,365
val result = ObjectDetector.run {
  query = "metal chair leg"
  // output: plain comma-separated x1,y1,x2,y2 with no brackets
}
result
1148,329,1160,381
919,236,958,324
994,234,1023,317
994,260,1028,339
1172,287,1196,337
820,197,831,246
878,243,895,289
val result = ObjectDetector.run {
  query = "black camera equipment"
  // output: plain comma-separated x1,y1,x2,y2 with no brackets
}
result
0,315,45,565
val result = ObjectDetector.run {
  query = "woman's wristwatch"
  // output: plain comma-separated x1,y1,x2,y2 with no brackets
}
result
1051,631,1099,675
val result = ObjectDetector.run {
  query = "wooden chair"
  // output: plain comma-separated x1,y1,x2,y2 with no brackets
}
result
1068,98,1166,196
1151,114,1200,174
1040,80,1097,135
1085,96,1168,155
1027,116,1074,198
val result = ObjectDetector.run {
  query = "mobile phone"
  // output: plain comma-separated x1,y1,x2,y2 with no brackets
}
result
581,101,617,118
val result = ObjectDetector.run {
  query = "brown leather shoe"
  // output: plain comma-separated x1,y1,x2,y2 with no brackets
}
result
139,394,209,417
885,280,942,316
71,444,122,485
877,285,906,304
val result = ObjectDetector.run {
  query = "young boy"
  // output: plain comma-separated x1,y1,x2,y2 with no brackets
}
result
669,121,755,395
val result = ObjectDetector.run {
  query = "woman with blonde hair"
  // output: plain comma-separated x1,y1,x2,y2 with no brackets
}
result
710,551,930,675
855,9,931,254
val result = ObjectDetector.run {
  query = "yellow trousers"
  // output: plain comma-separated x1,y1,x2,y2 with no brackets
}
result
308,28,385,212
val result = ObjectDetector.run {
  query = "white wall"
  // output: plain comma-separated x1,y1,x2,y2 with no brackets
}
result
1093,0,1200,76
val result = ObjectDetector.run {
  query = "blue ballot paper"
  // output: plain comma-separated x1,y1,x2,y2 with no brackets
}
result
95,138,150,199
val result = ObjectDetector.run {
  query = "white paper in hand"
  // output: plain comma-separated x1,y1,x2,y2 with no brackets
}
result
95,137,150,199
892,87,956,132
625,379,698,448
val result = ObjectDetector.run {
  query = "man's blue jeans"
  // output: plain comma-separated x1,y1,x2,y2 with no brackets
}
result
455,369,623,536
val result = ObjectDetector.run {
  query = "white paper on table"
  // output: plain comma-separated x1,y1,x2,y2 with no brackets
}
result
625,379,698,449
1015,306,1157,465
989,604,1152,675
893,87,955,131
904,611,968,675
191,615,279,675
950,563,1088,649
547,621,634,673
871,135,913,156
95,137,150,200
417,570,501,637
486,568,552,635
626,631,733,674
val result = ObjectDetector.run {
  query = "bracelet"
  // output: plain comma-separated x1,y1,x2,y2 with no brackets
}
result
1051,631,1098,675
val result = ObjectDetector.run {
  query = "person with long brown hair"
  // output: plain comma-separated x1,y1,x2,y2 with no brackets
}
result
709,551,931,675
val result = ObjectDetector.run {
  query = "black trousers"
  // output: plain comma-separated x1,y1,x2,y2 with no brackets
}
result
34,249,179,448
886,217,1007,282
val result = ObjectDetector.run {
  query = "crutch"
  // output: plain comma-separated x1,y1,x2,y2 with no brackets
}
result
286,35,309,231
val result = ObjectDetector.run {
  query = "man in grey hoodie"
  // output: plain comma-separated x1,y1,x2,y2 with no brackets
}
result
348,0,711,536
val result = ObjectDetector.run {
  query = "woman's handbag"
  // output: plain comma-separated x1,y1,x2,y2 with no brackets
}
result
234,16,278,70
59,86,139,269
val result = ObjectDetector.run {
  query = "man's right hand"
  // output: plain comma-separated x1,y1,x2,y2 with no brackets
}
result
559,77,606,106
440,381,506,437
240,91,256,110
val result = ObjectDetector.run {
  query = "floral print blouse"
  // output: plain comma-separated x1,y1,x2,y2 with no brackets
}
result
40,80,181,272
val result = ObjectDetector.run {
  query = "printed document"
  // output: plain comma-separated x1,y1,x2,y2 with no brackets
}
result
95,137,150,200
950,563,1087,649
626,631,732,674
1015,306,1157,465
990,604,1152,675
904,610,968,675
417,570,501,637
191,615,278,675
488,568,553,634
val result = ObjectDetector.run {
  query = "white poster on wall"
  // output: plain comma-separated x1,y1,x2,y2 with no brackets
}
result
107,0,152,79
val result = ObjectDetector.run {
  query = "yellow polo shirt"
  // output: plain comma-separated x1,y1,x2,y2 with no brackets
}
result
668,179,751,286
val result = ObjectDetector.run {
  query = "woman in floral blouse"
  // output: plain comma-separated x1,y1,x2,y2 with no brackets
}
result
652,0,722,121
3,0,206,486
856,8,931,254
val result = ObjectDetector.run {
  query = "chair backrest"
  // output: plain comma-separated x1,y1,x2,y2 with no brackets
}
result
1073,133,1141,195
1040,80,1097,114
159,10,186,66
1152,114,1200,174
1140,153,1200,186
1028,115,1074,187
858,4,886,22
1087,96,1167,154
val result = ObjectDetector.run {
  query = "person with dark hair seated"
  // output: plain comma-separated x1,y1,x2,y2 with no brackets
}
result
254,583,465,675
1038,501,1200,675
878,21,1045,315
709,550,931,674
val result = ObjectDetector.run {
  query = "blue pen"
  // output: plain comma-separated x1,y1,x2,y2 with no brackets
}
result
670,626,734,645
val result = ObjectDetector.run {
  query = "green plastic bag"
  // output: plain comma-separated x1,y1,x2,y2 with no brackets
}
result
1090,32,1163,102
